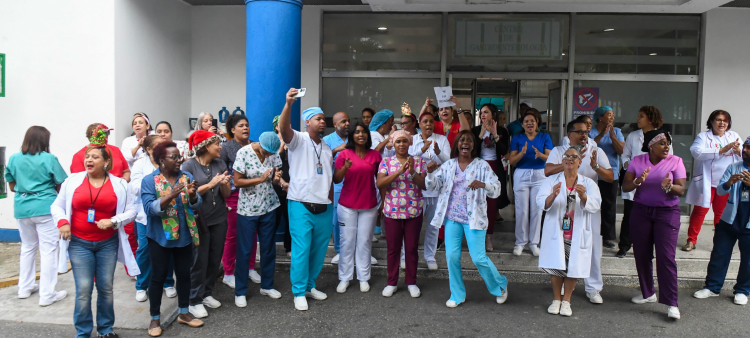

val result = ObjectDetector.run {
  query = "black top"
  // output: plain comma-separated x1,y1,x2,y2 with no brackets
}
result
220,139,253,191
180,158,228,225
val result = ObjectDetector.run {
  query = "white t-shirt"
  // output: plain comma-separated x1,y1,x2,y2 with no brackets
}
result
409,133,451,198
561,136,597,148
479,131,498,161
287,130,333,204
546,144,611,182
371,130,395,158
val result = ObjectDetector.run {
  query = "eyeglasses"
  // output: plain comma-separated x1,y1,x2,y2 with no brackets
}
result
569,130,587,135
165,155,182,161
399,121,412,126
714,119,727,124
562,154,580,160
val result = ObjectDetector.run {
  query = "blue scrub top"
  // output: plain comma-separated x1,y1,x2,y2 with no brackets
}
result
5,152,68,219
323,132,347,193
510,132,553,169
589,127,625,180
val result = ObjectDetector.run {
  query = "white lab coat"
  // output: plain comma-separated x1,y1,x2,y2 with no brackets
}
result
621,129,673,200
51,172,140,275
685,130,742,208
536,173,601,279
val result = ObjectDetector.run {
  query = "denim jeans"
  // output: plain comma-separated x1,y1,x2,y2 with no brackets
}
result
69,234,119,338
135,222,174,291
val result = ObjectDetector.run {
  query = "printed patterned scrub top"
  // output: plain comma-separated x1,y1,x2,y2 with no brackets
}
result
233,144,283,217
378,156,426,219
446,166,470,224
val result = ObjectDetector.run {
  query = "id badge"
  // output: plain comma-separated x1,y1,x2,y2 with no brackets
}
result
562,217,571,231
316,163,323,175
87,208,96,223
742,190,749,202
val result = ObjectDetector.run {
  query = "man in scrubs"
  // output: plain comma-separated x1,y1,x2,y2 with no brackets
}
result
323,112,350,264
278,89,334,311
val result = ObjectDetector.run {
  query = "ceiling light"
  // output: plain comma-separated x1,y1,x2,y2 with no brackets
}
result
378,27,387,31
604,28,614,32
649,53,657,56
562,53,566,55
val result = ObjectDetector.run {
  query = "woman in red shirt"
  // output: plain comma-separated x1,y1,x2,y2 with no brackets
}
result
51,145,138,338
422,96,462,146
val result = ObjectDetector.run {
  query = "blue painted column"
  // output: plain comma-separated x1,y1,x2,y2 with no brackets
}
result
245,0,302,141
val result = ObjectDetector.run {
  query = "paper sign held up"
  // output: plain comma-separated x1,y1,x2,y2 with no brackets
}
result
433,86,455,108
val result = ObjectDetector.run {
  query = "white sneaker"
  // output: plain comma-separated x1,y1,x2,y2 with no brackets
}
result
408,285,421,298
305,288,327,300
513,245,524,256
18,284,39,299
667,306,680,319
189,304,208,318
547,300,561,314
631,294,657,304
427,261,438,270
372,235,379,243
560,301,572,317
445,299,462,308
135,290,148,302
400,261,406,269
249,270,261,284
294,296,308,311
331,254,340,264
586,291,603,304
39,291,67,307
202,296,222,309
693,289,719,299
235,295,247,308
371,256,378,265
382,285,397,297
496,289,508,304
530,245,540,257
164,287,177,298
734,293,748,305
223,275,236,289
360,281,370,293
336,281,349,294
260,289,282,299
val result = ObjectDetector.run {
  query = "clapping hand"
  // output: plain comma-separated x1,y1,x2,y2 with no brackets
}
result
261,169,273,182
399,158,412,175
551,182,562,198
740,171,750,186
661,173,672,192
520,142,528,155
590,149,598,169
273,169,283,185
186,181,198,198
532,145,543,159
421,140,433,153
574,184,587,199
468,180,486,190
426,161,440,173
635,167,651,185
171,183,186,199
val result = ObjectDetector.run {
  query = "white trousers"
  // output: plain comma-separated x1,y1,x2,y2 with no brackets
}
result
17,215,60,303
58,239,70,274
337,204,379,281
401,197,439,264
585,220,604,293
513,169,546,247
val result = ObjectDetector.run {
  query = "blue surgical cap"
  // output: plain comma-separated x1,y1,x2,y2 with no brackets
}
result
302,107,324,121
593,106,613,123
259,131,281,153
369,109,394,131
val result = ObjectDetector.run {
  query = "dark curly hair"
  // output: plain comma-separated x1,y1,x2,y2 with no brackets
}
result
706,110,732,131
225,114,249,139
639,106,664,129
450,130,480,159
345,121,373,150
152,141,178,164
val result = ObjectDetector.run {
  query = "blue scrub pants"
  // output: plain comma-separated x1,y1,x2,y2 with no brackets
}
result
704,221,750,295
236,210,278,294
445,219,507,304
289,200,333,297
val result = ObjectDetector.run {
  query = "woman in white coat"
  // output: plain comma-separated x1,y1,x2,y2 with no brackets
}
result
425,130,508,308
51,145,139,338
537,145,602,317
121,112,153,168
683,110,743,251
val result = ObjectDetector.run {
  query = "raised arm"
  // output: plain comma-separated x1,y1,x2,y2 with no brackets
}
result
279,88,299,144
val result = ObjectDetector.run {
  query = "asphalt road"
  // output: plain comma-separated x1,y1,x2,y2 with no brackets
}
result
2,271,747,337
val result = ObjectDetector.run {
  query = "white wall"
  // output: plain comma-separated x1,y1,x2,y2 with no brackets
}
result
190,6,246,133
0,0,116,229
701,8,750,140
115,0,192,144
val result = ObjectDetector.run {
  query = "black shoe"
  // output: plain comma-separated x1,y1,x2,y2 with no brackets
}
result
437,238,444,250
603,240,616,249
616,248,628,258
99,333,119,338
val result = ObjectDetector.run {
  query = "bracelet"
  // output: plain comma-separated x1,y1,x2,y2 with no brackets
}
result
663,183,673,193
633,179,642,187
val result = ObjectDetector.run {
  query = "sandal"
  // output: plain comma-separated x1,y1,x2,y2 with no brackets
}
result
178,316,204,328
148,326,163,337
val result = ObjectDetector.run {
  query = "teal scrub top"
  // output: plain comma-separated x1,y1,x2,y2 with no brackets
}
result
4,152,68,219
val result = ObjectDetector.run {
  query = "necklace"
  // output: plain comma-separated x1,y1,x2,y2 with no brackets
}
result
198,158,217,207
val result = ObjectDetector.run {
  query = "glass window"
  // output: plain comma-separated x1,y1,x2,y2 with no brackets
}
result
574,15,700,75
573,80,698,214
322,13,442,71
321,77,441,134
448,13,569,72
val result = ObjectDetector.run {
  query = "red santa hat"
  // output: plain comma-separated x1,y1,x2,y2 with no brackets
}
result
188,130,220,156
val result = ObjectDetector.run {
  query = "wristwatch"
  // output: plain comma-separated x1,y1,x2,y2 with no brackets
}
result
592,163,600,171
407,173,415,181
110,218,120,230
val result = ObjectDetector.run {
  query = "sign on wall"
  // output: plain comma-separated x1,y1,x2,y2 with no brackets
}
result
572,87,599,119
0,53,5,97
454,19,563,59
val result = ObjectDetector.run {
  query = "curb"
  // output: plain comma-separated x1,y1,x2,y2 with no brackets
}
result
0,263,71,289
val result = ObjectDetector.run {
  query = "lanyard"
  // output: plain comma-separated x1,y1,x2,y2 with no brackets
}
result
88,175,108,208
565,177,578,212
310,137,322,166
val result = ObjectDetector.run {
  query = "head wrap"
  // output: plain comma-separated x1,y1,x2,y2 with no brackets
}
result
89,124,113,146
593,106,613,123
188,130,220,155
369,109,394,131
390,130,413,146
641,129,671,153
133,112,150,127
272,115,281,130
419,111,434,122
259,132,281,154
302,107,324,121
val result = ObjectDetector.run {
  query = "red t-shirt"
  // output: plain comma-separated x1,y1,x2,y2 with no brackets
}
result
434,120,461,148
70,144,129,178
68,179,117,241
335,149,382,210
